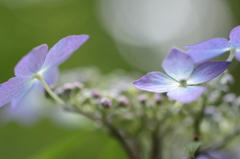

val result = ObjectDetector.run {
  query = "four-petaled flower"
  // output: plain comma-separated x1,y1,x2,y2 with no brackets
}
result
184,26,240,64
132,48,230,103
0,35,89,109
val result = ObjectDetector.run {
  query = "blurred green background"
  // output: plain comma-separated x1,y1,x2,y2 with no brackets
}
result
0,0,240,158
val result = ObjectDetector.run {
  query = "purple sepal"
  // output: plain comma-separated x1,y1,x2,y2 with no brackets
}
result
167,86,206,103
43,35,89,69
132,72,178,93
187,61,230,85
11,82,35,110
162,48,194,81
14,44,48,77
188,49,229,64
184,38,230,50
0,77,32,107
229,26,240,48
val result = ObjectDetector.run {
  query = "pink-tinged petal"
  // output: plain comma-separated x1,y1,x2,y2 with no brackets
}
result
43,35,89,68
14,44,48,77
0,77,33,108
187,61,230,85
235,49,240,61
162,48,194,81
132,72,179,93
229,26,240,48
187,49,229,64
184,38,230,50
167,86,206,103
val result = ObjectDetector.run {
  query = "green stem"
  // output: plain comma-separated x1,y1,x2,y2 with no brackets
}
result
74,107,141,159
34,74,65,105
226,48,236,62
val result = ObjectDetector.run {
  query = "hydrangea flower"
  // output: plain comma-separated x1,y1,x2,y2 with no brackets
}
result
184,26,240,63
0,35,89,109
132,48,230,103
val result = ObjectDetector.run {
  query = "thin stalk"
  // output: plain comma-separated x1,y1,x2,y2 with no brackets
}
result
226,48,236,62
150,124,162,159
74,107,141,159
34,74,65,105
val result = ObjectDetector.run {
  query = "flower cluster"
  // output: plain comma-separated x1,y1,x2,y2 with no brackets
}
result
0,26,239,107
0,26,240,159
132,48,230,103
133,26,240,103
0,35,89,109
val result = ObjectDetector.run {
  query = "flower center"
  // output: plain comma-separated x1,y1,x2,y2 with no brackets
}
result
179,79,187,87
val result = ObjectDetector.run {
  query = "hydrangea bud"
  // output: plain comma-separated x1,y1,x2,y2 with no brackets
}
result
223,93,236,103
220,73,234,85
56,83,74,100
118,96,129,106
72,81,83,91
92,90,101,98
138,94,148,104
154,94,163,104
101,97,112,108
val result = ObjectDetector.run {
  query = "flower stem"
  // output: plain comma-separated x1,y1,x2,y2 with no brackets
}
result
34,74,65,105
226,48,236,62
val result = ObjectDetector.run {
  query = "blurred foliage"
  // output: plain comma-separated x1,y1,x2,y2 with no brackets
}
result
0,0,240,159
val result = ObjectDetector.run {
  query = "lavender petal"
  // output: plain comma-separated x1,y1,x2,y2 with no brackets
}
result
132,72,179,93
229,26,240,48
184,38,230,50
0,77,33,108
187,61,230,85
162,48,194,81
43,35,89,68
14,44,48,77
11,83,35,110
187,49,229,64
167,86,206,103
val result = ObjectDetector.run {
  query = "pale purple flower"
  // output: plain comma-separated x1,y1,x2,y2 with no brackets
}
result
0,35,89,109
184,26,240,63
132,48,230,103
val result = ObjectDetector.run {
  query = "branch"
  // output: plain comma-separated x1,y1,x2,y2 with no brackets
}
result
74,108,142,159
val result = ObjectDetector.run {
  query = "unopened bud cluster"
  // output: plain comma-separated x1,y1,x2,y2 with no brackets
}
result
48,68,240,159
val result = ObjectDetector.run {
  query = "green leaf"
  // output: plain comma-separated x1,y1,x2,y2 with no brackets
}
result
184,142,201,158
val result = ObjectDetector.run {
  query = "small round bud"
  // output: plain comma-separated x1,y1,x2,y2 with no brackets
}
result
72,81,83,90
223,93,236,103
118,96,129,106
154,94,163,104
55,83,75,100
233,96,240,106
208,90,220,103
92,90,101,98
101,97,112,108
63,83,74,93
220,74,234,85
138,94,148,104
221,85,229,92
